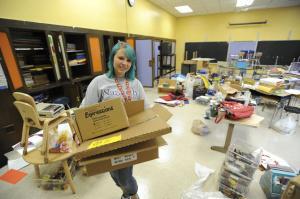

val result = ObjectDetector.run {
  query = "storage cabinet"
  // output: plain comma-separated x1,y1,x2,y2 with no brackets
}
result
63,33,91,79
10,28,59,87
103,34,126,70
158,42,176,77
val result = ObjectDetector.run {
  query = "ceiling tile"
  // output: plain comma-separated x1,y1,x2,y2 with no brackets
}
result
148,0,300,17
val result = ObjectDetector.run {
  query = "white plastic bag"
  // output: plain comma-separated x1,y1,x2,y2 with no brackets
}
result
191,120,209,136
273,115,297,135
181,163,228,199
186,73,195,98
49,123,73,153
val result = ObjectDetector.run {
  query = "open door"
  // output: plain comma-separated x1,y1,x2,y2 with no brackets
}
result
135,39,154,87
153,41,160,80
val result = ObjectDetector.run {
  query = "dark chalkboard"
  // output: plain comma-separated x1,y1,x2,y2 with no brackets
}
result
185,42,228,61
257,40,300,65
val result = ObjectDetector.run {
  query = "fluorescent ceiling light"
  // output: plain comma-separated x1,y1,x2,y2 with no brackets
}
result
236,0,255,7
175,5,193,13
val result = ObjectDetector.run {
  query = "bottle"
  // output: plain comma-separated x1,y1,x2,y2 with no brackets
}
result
244,91,251,106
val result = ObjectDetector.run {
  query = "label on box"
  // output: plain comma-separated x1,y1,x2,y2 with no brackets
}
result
111,153,137,166
75,98,129,141
88,135,122,149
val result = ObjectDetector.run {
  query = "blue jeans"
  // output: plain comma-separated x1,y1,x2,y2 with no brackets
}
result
110,166,138,197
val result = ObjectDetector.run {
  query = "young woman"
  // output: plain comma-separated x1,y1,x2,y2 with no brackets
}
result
81,41,148,199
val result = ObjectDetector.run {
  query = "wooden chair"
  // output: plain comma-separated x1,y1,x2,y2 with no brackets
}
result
13,92,79,193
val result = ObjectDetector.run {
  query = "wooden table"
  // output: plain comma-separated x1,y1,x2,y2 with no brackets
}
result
211,114,264,153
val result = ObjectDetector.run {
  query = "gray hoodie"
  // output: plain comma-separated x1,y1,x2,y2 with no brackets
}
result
81,74,149,108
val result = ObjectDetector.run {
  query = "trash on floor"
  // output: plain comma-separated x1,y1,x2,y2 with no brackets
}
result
191,120,209,136
0,169,27,184
258,148,296,172
181,162,228,199
35,158,77,191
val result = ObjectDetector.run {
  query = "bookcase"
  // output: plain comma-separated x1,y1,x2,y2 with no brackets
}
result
63,33,91,79
158,41,176,77
103,34,126,70
9,28,58,87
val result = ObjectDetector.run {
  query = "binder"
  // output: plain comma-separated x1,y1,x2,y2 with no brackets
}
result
58,35,70,79
47,35,61,80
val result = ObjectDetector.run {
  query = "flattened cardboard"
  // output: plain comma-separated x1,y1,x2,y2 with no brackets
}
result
151,104,172,121
81,137,167,176
124,100,144,117
74,98,129,141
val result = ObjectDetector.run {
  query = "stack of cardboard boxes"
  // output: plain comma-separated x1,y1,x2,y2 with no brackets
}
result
73,98,172,176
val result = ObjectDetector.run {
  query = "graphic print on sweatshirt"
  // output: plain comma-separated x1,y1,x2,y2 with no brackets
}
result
101,85,139,101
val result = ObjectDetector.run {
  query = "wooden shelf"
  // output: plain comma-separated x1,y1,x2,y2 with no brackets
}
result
15,47,45,51
66,50,85,53
71,75,95,83
25,81,68,94
69,62,86,67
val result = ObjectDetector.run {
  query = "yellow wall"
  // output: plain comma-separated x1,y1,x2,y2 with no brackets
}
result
0,0,176,39
176,6,300,71
1,0,299,72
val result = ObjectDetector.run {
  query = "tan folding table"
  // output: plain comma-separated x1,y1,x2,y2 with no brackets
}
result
211,114,264,153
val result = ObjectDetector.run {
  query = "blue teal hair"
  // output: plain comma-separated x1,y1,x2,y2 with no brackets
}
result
106,42,136,81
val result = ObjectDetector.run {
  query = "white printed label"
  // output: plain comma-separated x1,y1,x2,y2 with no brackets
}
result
111,153,137,166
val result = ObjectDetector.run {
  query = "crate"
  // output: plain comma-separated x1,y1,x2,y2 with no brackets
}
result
226,143,261,177
235,60,251,69
219,141,261,198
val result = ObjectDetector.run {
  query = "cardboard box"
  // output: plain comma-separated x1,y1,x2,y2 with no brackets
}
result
74,98,129,141
158,78,177,93
217,84,239,98
208,63,218,74
196,61,209,70
74,101,172,160
80,137,167,176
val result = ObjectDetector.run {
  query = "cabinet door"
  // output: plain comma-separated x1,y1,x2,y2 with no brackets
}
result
0,31,23,90
88,35,103,74
136,39,154,87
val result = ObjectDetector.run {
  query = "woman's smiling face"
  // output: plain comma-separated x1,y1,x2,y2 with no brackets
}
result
113,48,132,78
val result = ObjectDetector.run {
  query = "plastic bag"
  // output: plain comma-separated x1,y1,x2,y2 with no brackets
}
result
181,163,228,199
273,115,297,135
191,120,209,136
186,73,195,98
49,123,73,153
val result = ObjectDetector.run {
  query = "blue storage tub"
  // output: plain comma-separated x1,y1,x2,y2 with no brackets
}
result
236,60,250,69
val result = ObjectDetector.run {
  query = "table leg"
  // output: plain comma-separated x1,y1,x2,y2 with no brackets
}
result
211,123,235,153
34,164,41,179
62,160,76,194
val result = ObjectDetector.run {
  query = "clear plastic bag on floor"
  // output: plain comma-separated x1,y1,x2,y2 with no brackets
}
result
181,163,229,199
191,120,209,136
273,115,297,135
